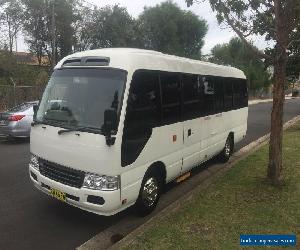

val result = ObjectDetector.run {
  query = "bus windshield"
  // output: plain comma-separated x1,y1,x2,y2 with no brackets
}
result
36,68,127,134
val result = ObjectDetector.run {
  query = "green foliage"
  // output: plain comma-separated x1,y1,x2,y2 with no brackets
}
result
72,1,208,59
137,1,208,59
72,4,95,52
0,0,209,63
22,0,80,66
0,50,48,86
185,0,300,61
0,0,24,52
287,23,300,80
88,5,137,49
0,50,49,109
211,38,271,91
0,50,17,80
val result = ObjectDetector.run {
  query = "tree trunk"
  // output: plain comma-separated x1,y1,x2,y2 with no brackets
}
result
6,13,13,53
267,45,287,186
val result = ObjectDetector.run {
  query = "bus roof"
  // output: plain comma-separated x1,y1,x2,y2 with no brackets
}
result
55,48,246,79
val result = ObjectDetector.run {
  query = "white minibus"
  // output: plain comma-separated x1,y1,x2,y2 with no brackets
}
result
29,48,248,216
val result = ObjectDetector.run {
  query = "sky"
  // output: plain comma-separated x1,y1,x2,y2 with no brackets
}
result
17,0,270,55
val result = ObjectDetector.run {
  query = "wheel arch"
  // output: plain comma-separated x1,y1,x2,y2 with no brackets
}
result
229,131,234,151
144,161,167,185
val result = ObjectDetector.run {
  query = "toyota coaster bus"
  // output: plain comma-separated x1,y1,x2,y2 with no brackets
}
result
29,48,248,216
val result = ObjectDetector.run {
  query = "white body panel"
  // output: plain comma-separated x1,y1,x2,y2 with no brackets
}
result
30,48,248,216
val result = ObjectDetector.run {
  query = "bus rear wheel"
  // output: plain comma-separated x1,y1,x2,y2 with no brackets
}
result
136,171,162,217
219,135,233,163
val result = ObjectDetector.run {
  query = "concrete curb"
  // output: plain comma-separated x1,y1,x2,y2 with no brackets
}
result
109,115,300,250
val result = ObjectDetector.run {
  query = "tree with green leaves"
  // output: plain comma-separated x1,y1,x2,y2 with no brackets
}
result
22,0,80,68
0,0,24,52
287,23,300,81
211,38,271,95
72,2,95,52
186,0,300,186
87,5,137,49
137,1,208,59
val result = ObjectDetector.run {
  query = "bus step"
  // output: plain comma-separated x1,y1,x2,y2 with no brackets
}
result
176,171,191,183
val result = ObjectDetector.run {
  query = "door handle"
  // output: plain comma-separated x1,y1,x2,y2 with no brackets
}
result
188,129,192,137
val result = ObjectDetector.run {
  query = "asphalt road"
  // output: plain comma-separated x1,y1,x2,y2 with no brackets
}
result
1,98,300,250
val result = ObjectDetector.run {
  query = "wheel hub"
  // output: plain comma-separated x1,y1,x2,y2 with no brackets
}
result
142,177,158,207
225,140,231,156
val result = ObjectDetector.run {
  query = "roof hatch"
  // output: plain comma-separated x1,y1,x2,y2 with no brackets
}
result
62,56,110,67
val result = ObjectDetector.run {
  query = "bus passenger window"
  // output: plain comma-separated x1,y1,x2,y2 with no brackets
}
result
241,79,248,107
122,70,161,167
182,74,201,120
160,73,181,125
233,79,248,109
224,79,233,111
214,77,224,113
201,76,214,116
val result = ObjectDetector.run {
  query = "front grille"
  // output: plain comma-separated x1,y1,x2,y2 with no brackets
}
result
39,159,85,188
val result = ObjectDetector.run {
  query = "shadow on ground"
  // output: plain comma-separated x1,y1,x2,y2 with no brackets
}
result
0,136,30,144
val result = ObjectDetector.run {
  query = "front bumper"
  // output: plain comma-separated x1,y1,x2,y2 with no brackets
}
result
29,166,126,216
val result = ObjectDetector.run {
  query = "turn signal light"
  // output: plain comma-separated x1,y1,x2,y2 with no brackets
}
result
8,115,25,121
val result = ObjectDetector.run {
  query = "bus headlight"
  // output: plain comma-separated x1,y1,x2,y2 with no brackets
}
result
29,154,39,170
83,173,120,191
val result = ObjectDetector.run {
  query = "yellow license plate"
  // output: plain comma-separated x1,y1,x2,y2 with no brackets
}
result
50,188,66,202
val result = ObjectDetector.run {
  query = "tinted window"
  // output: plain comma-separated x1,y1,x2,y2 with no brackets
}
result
233,79,248,109
122,70,161,166
125,71,161,131
224,79,233,111
160,73,181,124
182,74,201,120
241,79,248,107
214,77,224,113
201,76,215,115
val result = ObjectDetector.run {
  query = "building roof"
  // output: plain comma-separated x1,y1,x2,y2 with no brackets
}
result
14,51,49,66
56,48,246,79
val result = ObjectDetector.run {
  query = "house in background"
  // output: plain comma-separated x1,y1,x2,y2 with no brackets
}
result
13,52,50,67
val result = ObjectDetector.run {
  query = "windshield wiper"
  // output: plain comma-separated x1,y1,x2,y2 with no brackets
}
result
58,128,76,135
58,126,102,135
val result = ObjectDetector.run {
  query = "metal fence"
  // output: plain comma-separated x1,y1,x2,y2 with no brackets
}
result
0,85,44,111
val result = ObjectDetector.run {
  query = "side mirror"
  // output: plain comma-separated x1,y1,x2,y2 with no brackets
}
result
104,109,117,146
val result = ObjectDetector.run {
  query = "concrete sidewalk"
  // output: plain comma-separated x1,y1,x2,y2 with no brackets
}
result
248,96,294,105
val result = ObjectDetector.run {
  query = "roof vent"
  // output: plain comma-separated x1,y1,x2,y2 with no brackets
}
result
62,58,81,66
84,57,110,66
62,56,110,67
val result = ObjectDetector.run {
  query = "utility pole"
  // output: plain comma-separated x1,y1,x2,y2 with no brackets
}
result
10,77,16,106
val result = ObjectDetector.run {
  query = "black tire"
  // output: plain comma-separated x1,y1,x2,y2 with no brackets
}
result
135,170,162,217
219,135,233,163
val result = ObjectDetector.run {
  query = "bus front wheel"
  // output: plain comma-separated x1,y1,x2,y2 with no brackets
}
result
136,170,162,216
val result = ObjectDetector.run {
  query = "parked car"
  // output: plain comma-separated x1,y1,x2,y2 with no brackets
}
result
0,101,38,138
